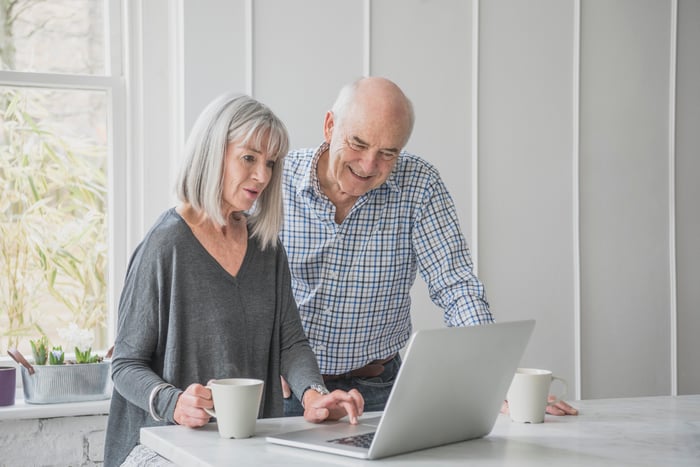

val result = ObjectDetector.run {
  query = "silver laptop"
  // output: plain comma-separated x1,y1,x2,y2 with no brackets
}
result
266,319,535,460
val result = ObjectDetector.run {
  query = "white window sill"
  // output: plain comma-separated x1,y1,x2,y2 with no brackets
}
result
0,395,110,421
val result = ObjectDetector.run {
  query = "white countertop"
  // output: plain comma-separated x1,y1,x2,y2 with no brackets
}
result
140,395,700,466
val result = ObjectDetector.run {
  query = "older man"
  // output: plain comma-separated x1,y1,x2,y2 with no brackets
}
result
280,77,576,417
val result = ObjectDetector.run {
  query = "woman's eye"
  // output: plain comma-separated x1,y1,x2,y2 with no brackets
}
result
266,160,276,169
242,154,255,162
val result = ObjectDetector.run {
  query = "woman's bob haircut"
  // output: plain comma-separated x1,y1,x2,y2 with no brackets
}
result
175,93,289,250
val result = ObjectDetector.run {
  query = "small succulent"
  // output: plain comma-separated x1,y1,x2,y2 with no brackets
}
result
74,347,101,364
27,325,106,366
49,346,65,365
30,336,49,365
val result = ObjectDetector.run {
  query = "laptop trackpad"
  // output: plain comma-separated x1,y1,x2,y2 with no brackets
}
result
357,415,380,427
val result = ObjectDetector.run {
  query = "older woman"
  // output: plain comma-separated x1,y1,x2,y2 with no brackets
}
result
105,93,363,466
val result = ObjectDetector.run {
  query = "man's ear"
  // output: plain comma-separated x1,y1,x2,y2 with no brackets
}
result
323,111,335,143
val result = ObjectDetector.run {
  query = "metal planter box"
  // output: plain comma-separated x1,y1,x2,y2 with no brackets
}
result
20,361,112,404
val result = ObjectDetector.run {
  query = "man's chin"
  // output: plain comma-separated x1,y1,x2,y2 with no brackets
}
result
339,178,377,197
340,185,372,198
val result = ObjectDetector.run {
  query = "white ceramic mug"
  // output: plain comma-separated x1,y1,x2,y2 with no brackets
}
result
204,378,264,438
506,368,568,423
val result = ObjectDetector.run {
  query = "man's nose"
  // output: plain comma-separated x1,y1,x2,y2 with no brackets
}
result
359,151,379,172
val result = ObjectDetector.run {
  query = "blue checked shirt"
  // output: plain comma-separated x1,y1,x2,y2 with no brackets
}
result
281,143,493,375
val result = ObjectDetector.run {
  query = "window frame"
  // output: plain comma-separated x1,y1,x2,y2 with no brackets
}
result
0,0,127,353
0,2,183,415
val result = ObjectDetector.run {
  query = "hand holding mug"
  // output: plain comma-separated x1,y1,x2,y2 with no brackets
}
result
204,378,264,438
173,383,214,427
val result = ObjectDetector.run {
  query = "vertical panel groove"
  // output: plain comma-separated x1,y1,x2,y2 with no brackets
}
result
170,0,185,186
573,0,582,400
668,0,678,397
471,0,480,272
246,0,253,96
364,0,371,76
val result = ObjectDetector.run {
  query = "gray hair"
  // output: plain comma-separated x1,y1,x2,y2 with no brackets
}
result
175,93,289,250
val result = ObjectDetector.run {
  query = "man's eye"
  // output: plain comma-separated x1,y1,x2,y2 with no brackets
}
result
347,140,364,151
380,151,398,160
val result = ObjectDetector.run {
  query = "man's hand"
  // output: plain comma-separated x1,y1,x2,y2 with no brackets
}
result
302,388,364,424
173,383,214,427
501,395,579,416
545,395,578,415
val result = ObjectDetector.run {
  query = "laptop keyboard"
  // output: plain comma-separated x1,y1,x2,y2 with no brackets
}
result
328,432,375,448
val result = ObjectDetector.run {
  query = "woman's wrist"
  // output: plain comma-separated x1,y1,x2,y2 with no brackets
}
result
148,382,175,421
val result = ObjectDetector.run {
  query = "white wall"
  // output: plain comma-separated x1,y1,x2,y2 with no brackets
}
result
140,0,700,399
578,0,673,399
675,0,700,394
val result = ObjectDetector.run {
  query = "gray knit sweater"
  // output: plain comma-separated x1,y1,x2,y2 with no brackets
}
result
104,208,323,466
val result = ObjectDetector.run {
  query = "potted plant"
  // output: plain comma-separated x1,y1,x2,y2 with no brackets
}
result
8,324,112,404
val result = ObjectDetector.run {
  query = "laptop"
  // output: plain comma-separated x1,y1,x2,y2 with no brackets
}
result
266,319,535,460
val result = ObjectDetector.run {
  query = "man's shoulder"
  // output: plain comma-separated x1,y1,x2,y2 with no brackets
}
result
283,148,315,183
394,152,441,183
285,147,315,166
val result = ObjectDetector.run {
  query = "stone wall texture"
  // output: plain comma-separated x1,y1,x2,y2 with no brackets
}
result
0,415,107,466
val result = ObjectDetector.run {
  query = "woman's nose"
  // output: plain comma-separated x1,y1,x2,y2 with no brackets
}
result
253,161,270,182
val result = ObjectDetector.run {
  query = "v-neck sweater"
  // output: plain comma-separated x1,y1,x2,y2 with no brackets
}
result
105,208,322,466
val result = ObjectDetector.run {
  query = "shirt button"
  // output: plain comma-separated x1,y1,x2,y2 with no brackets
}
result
328,272,338,280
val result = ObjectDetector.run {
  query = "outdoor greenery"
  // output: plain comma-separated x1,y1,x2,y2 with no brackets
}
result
0,88,108,351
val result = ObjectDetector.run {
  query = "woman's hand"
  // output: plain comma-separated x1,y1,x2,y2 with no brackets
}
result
302,388,364,424
173,383,214,427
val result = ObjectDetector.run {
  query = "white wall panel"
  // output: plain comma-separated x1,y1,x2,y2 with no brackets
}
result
171,0,700,399
579,0,672,398
676,0,700,395
253,0,364,150
479,0,577,387
183,0,247,134
371,0,475,331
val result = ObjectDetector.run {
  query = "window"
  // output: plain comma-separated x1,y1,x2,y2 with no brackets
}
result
0,0,125,357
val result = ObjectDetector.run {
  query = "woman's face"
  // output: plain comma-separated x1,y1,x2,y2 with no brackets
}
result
221,139,276,216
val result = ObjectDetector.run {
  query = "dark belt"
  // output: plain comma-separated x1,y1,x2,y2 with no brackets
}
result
322,354,397,381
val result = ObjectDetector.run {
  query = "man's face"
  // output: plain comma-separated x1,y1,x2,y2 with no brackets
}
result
323,105,409,198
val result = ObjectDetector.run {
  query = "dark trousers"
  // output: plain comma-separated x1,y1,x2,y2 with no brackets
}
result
283,355,402,416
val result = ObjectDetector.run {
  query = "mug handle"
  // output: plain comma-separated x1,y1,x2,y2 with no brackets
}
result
546,376,568,406
203,384,216,417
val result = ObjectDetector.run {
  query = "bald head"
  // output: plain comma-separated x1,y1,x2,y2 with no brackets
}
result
331,77,415,149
